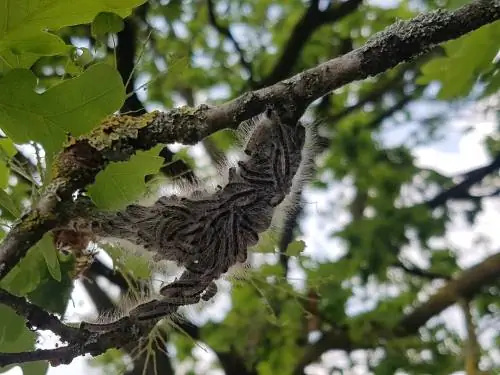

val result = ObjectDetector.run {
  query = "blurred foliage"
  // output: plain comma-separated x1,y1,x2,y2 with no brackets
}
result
0,0,498,374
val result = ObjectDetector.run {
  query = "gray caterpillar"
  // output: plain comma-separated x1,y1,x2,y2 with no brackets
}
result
76,106,314,328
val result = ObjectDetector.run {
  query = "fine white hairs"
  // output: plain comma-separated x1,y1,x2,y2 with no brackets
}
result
65,105,318,330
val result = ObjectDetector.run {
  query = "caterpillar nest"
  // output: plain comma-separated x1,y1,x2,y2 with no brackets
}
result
60,106,317,330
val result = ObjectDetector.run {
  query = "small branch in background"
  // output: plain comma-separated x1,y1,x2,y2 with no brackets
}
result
257,0,363,88
293,251,500,373
117,16,147,116
426,152,500,209
395,261,451,280
397,252,500,336
207,0,254,83
460,298,482,375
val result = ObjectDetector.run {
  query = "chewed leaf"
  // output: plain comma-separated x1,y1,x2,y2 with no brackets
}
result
88,145,165,210
286,240,306,257
92,12,125,37
249,230,279,253
102,244,151,280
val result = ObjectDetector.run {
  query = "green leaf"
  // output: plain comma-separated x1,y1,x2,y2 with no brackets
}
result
102,244,151,280
285,240,305,257
72,48,94,68
0,30,69,56
418,22,500,99
249,230,279,253
38,234,61,282
0,138,17,158
0,306,36,374
0,305,25,346
0,0,146,35
0,0,145,70
88,145,164,210
28,257,74,314
0,0,146,50
0,138,17,189
20,361,49,375
0,50,40,72
92,12,125,37
0,243,47,296
0,189,20,217
0,63,125,166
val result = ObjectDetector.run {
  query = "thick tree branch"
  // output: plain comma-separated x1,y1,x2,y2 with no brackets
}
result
0,292,155,367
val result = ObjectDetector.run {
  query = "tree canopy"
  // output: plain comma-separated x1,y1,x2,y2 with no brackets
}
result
0,0,499,374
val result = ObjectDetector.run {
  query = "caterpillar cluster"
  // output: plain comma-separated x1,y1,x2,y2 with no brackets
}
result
63,106,317,330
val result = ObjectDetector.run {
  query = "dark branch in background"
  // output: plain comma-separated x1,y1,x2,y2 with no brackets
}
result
257,0,363,88
293,251,500,374
330,67,408,122
88,259,130,290
426,152,500,208
397,252,500,335
207,0,254,83
395,261,451,280
0,0,499,367
117,15,146,116
367,88,422,130
81,277,115,315
116,11,196,183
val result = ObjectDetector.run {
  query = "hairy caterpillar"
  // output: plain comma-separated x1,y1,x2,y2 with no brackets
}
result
65,106,316,330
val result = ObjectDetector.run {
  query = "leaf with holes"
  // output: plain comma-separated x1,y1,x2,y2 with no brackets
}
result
285,240,305,257
92,12,125,37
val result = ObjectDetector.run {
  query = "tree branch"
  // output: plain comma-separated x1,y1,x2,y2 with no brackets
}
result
258,0,363,88
0,291,155,367
293,250,500,374
0,289,83,344
426,152,500,209
397,251,500,335
206,0,253,82
117,15,147,116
